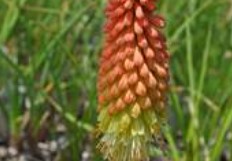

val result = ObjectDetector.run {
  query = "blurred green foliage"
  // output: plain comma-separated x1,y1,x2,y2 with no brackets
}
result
0,0,232,160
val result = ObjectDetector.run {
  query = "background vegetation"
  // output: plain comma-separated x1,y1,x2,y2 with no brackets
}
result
0,0,232,160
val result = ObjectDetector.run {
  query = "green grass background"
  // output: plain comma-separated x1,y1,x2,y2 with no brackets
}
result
0,0,232,160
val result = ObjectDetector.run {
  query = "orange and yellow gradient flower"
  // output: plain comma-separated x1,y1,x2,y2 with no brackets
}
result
97,0,169,160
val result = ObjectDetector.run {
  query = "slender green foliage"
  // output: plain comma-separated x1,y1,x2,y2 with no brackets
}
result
0,0,231,160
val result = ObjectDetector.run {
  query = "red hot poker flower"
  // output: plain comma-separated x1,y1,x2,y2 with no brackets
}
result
97,0,169,160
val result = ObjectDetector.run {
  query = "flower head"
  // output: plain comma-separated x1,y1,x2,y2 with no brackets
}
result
97,0,169,160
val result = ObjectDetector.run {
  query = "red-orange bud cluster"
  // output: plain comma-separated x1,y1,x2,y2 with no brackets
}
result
97,1,169,160
97,0,169,115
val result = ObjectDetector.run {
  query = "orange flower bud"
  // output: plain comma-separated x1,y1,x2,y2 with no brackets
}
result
97,0,169,160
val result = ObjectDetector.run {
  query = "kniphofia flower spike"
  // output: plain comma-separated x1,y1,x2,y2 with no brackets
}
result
97,0,169,160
